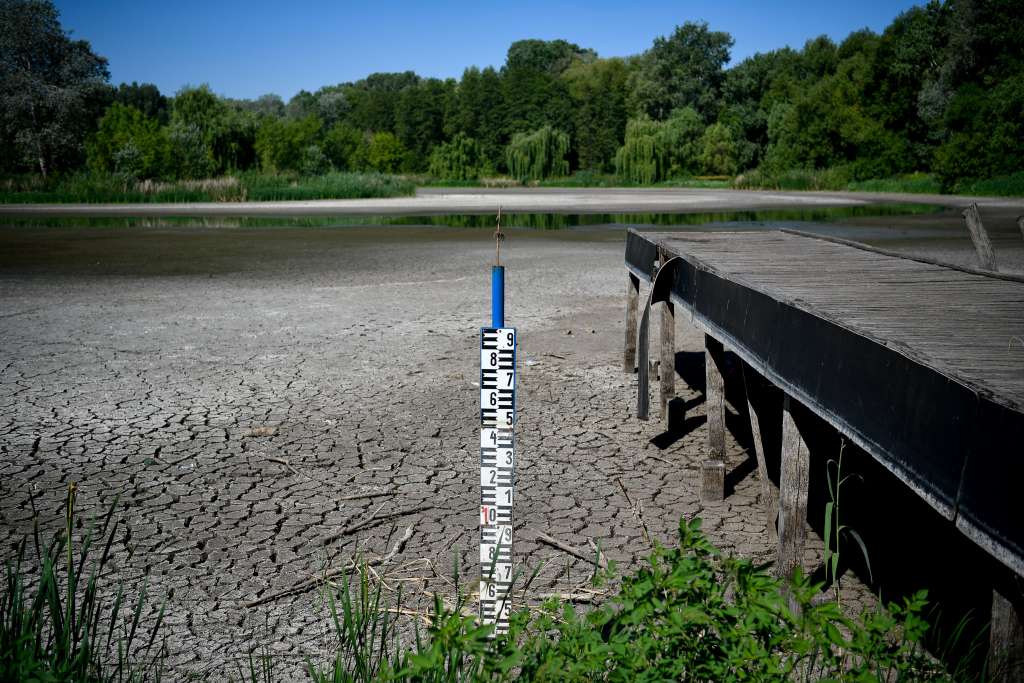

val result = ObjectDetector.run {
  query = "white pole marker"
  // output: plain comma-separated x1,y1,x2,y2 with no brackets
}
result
479,326,515,636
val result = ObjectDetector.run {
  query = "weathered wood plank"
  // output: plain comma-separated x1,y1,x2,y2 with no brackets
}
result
989,587,1024,683
777,394,810,583
962,203,998,271
623,272,640,373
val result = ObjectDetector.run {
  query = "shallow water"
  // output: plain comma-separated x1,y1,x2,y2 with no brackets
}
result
3,202,1021,274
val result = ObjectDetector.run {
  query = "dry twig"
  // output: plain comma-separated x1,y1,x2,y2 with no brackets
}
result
533,530,608,570
244,524,416,608
616,478,652,547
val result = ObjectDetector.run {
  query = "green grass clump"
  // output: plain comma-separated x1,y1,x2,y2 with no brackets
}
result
1,485,166,682
847,173,942,194
954,171,1024,197
309,518,955,682
732,167,852,192
0,172,415,204
237,171,415,201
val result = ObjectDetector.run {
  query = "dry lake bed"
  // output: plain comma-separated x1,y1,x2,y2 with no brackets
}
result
2,192,1022,678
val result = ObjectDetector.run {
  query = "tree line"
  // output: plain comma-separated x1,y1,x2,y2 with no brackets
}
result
1,0,1022,192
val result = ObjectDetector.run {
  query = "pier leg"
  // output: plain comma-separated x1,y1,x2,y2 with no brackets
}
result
989,585,1024,682
777,394,810,592
742,363,779,538
623,272,640,373
701,335,726,501
962,203,999,271
658,298,675,421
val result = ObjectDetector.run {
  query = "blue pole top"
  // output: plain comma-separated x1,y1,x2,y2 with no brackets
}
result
491,265,505,328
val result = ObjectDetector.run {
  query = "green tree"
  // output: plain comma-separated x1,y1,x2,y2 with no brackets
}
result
170,85,229,176
505,126,569,181
698,122,739,175
446,66,505,173
428,133,483,180
355,131,405,173
501,40,580,144
615,117,665,184
615,108,704,183
344,71,420,133
113,82,168,123
0,0,109,176
87,102,169,179
395,78,454,171
254,114,323,173
564,57,631,172
630,22,733,122
323,122,361,170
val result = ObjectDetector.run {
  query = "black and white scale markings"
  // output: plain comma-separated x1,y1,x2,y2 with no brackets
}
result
479,327,515,636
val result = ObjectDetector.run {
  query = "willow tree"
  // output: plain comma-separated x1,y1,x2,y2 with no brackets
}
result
615,108,705,183
615,117,666,184
505,126,569,182
429,133,484,180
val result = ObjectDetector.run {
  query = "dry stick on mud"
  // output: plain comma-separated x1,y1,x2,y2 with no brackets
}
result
337,490,396,502
533,530,609,570
616,477,652,547
318,502,432,546
244,524,416,608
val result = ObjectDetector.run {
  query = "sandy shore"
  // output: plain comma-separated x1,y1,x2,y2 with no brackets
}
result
3,186,1023,217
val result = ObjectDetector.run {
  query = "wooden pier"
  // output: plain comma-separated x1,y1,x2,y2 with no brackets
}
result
624,229,1023,673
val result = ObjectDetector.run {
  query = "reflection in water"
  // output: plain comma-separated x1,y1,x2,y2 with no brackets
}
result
0,204,941,231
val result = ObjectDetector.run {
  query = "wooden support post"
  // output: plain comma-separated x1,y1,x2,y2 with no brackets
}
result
777,394,810,585
989,586,1024,683
963,203,999,271
623,272,640,373
702,334,727,501
1017,215,1024,243
658,294,675,421
742,363,779,538
701,460,725,502
705,335,726,457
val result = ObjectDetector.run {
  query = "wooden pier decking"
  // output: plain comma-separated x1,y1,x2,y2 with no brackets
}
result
623,229,1023,577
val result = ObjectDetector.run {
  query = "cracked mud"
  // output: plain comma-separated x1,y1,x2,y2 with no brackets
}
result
0,224,875,679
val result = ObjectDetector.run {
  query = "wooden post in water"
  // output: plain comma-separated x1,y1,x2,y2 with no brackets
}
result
623,272,640,373
742,363,779,538
777,395,810,590
962,203,999,271
989,586,1024,683
702,334,726,501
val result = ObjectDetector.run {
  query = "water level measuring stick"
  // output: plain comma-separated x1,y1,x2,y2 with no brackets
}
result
480,210,514,636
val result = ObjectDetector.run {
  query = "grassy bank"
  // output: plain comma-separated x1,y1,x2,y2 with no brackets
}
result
4,489,979,682
0,171,416,204
3,168,1021,204
734,168,1024,197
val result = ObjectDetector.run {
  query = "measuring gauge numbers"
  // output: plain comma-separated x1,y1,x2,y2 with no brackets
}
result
479,327,516,635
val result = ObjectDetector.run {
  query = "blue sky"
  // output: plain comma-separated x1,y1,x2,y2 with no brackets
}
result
55,1,924,101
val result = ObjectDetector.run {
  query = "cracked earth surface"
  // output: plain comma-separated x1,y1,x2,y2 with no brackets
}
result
0,224,874,679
